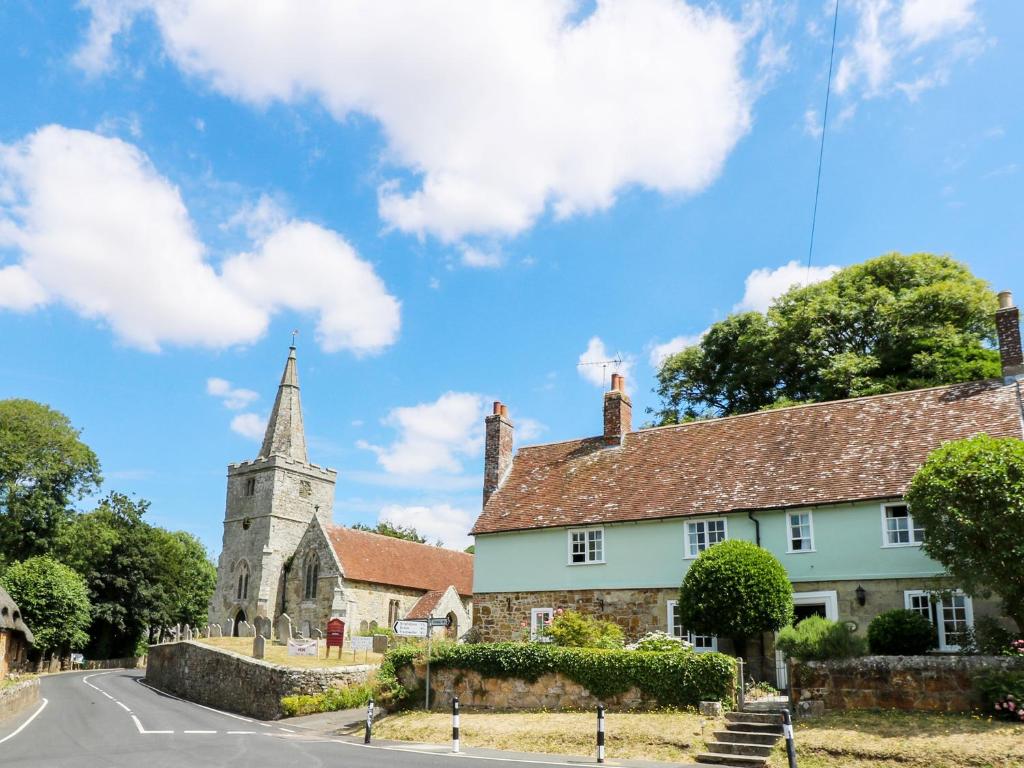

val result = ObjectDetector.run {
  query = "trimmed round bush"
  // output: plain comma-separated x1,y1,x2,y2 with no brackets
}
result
867,609,936,655
776,615,866,661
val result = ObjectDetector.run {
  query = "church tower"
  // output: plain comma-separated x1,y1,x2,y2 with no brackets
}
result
210,345,336,632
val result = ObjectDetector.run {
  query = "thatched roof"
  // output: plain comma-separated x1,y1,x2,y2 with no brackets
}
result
0,584,34,644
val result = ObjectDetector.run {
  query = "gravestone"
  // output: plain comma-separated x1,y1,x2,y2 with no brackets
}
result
312,628,323,640
275,613,292,642
239,620,254,637
212,623,222,638
253,634,266,660
256,616,272,639
222,618,234,637
184,625,193,641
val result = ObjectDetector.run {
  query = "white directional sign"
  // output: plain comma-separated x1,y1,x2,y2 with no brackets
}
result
393,620,429,637
428,616,452,628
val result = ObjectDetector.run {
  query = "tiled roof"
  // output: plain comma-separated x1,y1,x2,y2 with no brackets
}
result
0,584,34,644
472,380,1024,535
405,589,447,619
326,526,473,595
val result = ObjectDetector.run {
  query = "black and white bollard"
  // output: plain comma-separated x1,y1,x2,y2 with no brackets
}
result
596,704,605,764
364,698,375,744
452,696,461,753
781,708,797,768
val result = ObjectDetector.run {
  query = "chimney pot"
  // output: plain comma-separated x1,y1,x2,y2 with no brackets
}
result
996,291,1024,381
603,376,632,440
500,404,509,418
492,401,502,415
998,290,1014,310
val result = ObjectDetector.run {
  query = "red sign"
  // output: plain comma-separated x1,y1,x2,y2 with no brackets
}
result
326,618,345,649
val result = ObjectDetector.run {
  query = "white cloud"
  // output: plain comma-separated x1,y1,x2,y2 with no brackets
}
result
459,245,504,269
222,194,288,240
734,260,840,314
516,418,547,443
0,125,400,354
206,377,258,410
648,334,703,368
230,412,266,440
577,337,634,389
377,503,474,550
359,392,486,477
75,0,758,242
833,0,983,103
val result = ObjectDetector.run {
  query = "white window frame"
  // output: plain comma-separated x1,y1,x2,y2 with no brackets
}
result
530,607,553,641
567,527,605,565
683,518,728,559
881,502,925,548
903,590,974,652
786,510,816,554
666,599,718,652
792,590,839,621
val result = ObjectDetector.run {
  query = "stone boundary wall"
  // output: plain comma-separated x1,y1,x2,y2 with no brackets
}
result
793,655,1024,712
146,641,375,720
81,656,146,671
398,664,656,711
0,678,40,722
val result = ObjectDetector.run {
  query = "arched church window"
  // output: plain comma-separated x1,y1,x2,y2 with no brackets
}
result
236,561,250,600
303,552,319,601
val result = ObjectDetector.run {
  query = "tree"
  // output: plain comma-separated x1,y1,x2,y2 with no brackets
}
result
352,520,427,543
0,400,102,563
652,253,1000,423
0,556,91,657
150,529,217,635
678,540,793,652
905,434,1024,633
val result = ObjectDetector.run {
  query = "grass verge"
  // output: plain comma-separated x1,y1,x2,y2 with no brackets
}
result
369,709,1024,768
197,637,382,668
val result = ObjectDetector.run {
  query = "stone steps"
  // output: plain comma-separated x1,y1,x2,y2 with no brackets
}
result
706,741,774,758
696,708,785,767
712,729,780,745
726,711,782,725
695,751,769,766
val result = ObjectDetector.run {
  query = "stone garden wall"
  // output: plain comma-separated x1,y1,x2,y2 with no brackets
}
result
792,655,1024,712
0,678,39,722
398,664,655,711
146,641,374,720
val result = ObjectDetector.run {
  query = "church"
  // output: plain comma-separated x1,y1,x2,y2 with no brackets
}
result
208,345,473,640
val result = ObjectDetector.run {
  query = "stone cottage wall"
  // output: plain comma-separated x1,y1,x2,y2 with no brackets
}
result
146,641,374,720
397,665,656,711
792,655,1024,712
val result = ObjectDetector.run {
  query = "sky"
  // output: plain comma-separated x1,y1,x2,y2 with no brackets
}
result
2,1,1022,556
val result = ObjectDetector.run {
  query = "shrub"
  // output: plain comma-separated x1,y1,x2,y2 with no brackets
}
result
975,670,1024,722
356,626,394,639
678,540,793,649
544,610,624,649
380,641,735,708
627,631,690,652
959,616,1019,656
867,609,936,655
281,680,375,717
776,616,867,661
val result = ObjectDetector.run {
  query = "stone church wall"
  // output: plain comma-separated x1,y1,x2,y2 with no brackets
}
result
146,640,373,720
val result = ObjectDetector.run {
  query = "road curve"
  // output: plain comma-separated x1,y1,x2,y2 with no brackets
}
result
0,670,592,768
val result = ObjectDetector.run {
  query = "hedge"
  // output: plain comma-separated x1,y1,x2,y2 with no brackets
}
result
378,642,735,708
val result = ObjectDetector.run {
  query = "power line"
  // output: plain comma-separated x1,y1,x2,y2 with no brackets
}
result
807,0,841,275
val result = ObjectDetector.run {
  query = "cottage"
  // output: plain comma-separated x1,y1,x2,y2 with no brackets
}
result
209,346,473,640
0,585,33,680
471,292,1024,683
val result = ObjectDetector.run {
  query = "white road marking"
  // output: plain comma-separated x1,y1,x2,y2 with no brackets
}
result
129,715,172,735
183,730,217,734
116,701,132,712
0,698,48,745
135,678,255,723
227,731,257,735
278,727,296,733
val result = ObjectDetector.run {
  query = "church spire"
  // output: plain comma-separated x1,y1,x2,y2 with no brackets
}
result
258,345,309,463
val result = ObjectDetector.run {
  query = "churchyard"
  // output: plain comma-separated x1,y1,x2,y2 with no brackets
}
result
366,708,1024,768
198,636,383,669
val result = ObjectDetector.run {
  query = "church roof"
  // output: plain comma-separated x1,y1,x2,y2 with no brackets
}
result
259,346,308,463
326,526,473,595
404,589,447,619
0,584,34,644
472,379,1024,535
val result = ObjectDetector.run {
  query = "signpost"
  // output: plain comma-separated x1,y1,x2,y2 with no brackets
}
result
326,618,345,659
393,620,429,637
429,616,452,629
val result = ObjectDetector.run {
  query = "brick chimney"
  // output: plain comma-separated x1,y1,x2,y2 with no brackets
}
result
996,290,1024,381
603,373,632,440
483,401,514,505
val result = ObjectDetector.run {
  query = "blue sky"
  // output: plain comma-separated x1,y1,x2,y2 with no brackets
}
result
2,1,1021,555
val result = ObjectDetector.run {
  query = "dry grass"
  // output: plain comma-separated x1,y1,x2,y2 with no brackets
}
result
370,710,719,762
197,637,382,669
370,709,1024,768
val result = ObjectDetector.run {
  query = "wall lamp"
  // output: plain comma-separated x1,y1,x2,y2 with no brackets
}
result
855,585,867,607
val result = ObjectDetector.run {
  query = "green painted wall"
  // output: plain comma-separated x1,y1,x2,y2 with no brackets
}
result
472,501,945,593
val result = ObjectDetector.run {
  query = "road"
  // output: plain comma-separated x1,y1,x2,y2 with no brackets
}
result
0,670,600,768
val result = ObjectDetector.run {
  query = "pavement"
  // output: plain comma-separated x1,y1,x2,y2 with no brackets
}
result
0,670,697,767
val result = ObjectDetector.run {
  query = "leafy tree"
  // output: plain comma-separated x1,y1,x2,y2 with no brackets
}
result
906,434,1024,633
653,254,1000,423
352,520,427,543
464,545,475,554
150,529,217,633
0,399,102,563
678,540,793,651
543,609,624,649
1,556,91,656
